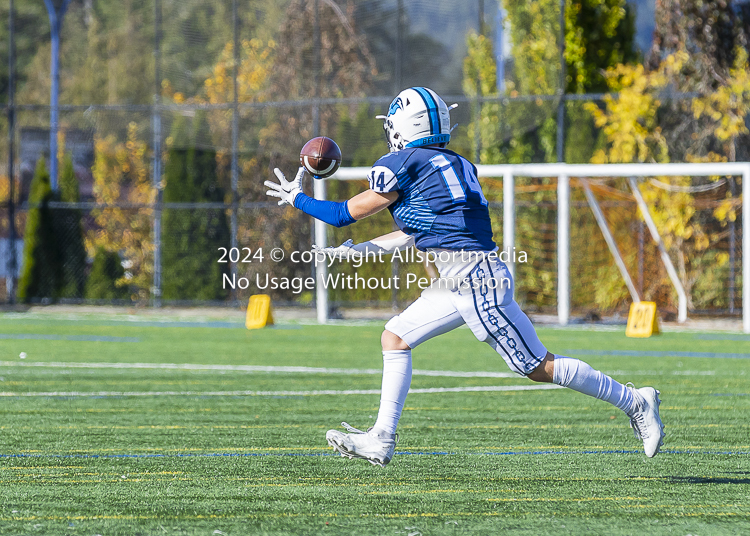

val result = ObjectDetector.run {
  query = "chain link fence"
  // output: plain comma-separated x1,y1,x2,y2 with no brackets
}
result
0,0,745,319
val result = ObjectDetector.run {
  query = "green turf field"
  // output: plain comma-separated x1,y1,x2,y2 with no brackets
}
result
0,313,748,535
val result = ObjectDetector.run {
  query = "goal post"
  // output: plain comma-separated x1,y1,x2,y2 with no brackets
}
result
324,163,750,333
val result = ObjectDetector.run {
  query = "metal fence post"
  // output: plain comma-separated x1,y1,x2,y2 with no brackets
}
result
6,0,17,303
43,0,72,191
556,0,565,164
743,166,750,333
231,0,240,305
152,0,163,307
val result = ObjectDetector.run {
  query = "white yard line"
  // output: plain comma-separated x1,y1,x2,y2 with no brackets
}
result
0,360,518,378
0,385,561,398
0,361,720,377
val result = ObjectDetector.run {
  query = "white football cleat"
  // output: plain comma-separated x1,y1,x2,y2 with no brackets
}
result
326,422,397,468
628,386,665,458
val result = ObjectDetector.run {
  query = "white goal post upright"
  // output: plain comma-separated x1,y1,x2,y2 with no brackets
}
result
326,163,750,333
557,173,570,326
313,178,328,324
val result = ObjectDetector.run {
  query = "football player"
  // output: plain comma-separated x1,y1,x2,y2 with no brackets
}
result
265,86,665,467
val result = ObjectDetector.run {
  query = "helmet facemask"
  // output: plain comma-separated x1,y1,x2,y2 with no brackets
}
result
382,118,404,152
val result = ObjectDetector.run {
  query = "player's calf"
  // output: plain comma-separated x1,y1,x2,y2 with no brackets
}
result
551,354,665,457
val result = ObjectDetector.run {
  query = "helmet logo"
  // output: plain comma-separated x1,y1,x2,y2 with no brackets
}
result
388,97,404,116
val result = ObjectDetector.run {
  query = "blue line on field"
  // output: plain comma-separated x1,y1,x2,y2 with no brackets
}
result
43,321,296,330
694,334,750,342
564,349,750,359
2,449,748,460
0,334,140,342
116,321,246,329
93,321,298,329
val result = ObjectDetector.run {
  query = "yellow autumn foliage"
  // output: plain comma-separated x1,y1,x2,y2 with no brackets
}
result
203,38,276,105
586,50,749,310
89,122,155,302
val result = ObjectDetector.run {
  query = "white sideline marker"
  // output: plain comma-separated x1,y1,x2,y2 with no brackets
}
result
0,360,548,397
0,385,561,398
0,360,518,378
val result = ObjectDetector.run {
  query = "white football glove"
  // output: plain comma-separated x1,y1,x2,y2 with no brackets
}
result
312,239,362,260
265,167,304,206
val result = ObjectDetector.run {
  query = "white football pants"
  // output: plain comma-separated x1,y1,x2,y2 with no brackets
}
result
385,255,547,376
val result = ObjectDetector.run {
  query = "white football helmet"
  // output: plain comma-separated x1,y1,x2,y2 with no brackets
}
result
377,87,457,152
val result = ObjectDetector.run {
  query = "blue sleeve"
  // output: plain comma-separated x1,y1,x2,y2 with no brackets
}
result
293,193,356,227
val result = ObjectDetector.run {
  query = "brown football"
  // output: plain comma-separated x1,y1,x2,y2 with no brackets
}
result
299,137,342,179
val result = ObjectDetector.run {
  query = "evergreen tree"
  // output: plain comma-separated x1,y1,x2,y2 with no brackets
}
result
56,154,87,298
161,113,230,301
17,157,60,302
84,247,129,301
499,0,638,164
462,1,637,310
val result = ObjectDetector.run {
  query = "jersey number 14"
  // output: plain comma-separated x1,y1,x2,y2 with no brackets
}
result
429,154,488,205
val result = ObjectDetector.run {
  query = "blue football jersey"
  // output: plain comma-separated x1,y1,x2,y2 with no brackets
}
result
367,147,496,251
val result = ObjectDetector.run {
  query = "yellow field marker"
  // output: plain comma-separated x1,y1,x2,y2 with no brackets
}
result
626,301,660,338
246,294,274,329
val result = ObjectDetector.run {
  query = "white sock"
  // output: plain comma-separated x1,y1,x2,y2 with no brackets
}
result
373,349,412,435
552,354,636,415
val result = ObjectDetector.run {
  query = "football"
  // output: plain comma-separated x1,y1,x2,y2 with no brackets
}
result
299,136,342,179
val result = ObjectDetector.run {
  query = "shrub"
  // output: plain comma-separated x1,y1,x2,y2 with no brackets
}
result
84,247,129,301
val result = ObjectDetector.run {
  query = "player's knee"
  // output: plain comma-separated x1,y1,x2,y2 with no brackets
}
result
381,329,410,351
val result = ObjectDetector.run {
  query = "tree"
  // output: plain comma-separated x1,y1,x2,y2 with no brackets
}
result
499,0,637,164
239,0,379,303
692,48,750,163
17,157,60,302
585,55,685,165
84,247,129,301
161,113,231,301
584,52,744,310
645,0,750,161
462,2,637,311
647,0,746,87
565,0,638,94
462,32,502,164
57,153,87,298
0,0,49,105
90,122,154,302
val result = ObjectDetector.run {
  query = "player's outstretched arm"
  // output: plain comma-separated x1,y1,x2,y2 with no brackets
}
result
345,189,399,219
266,167,397,227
